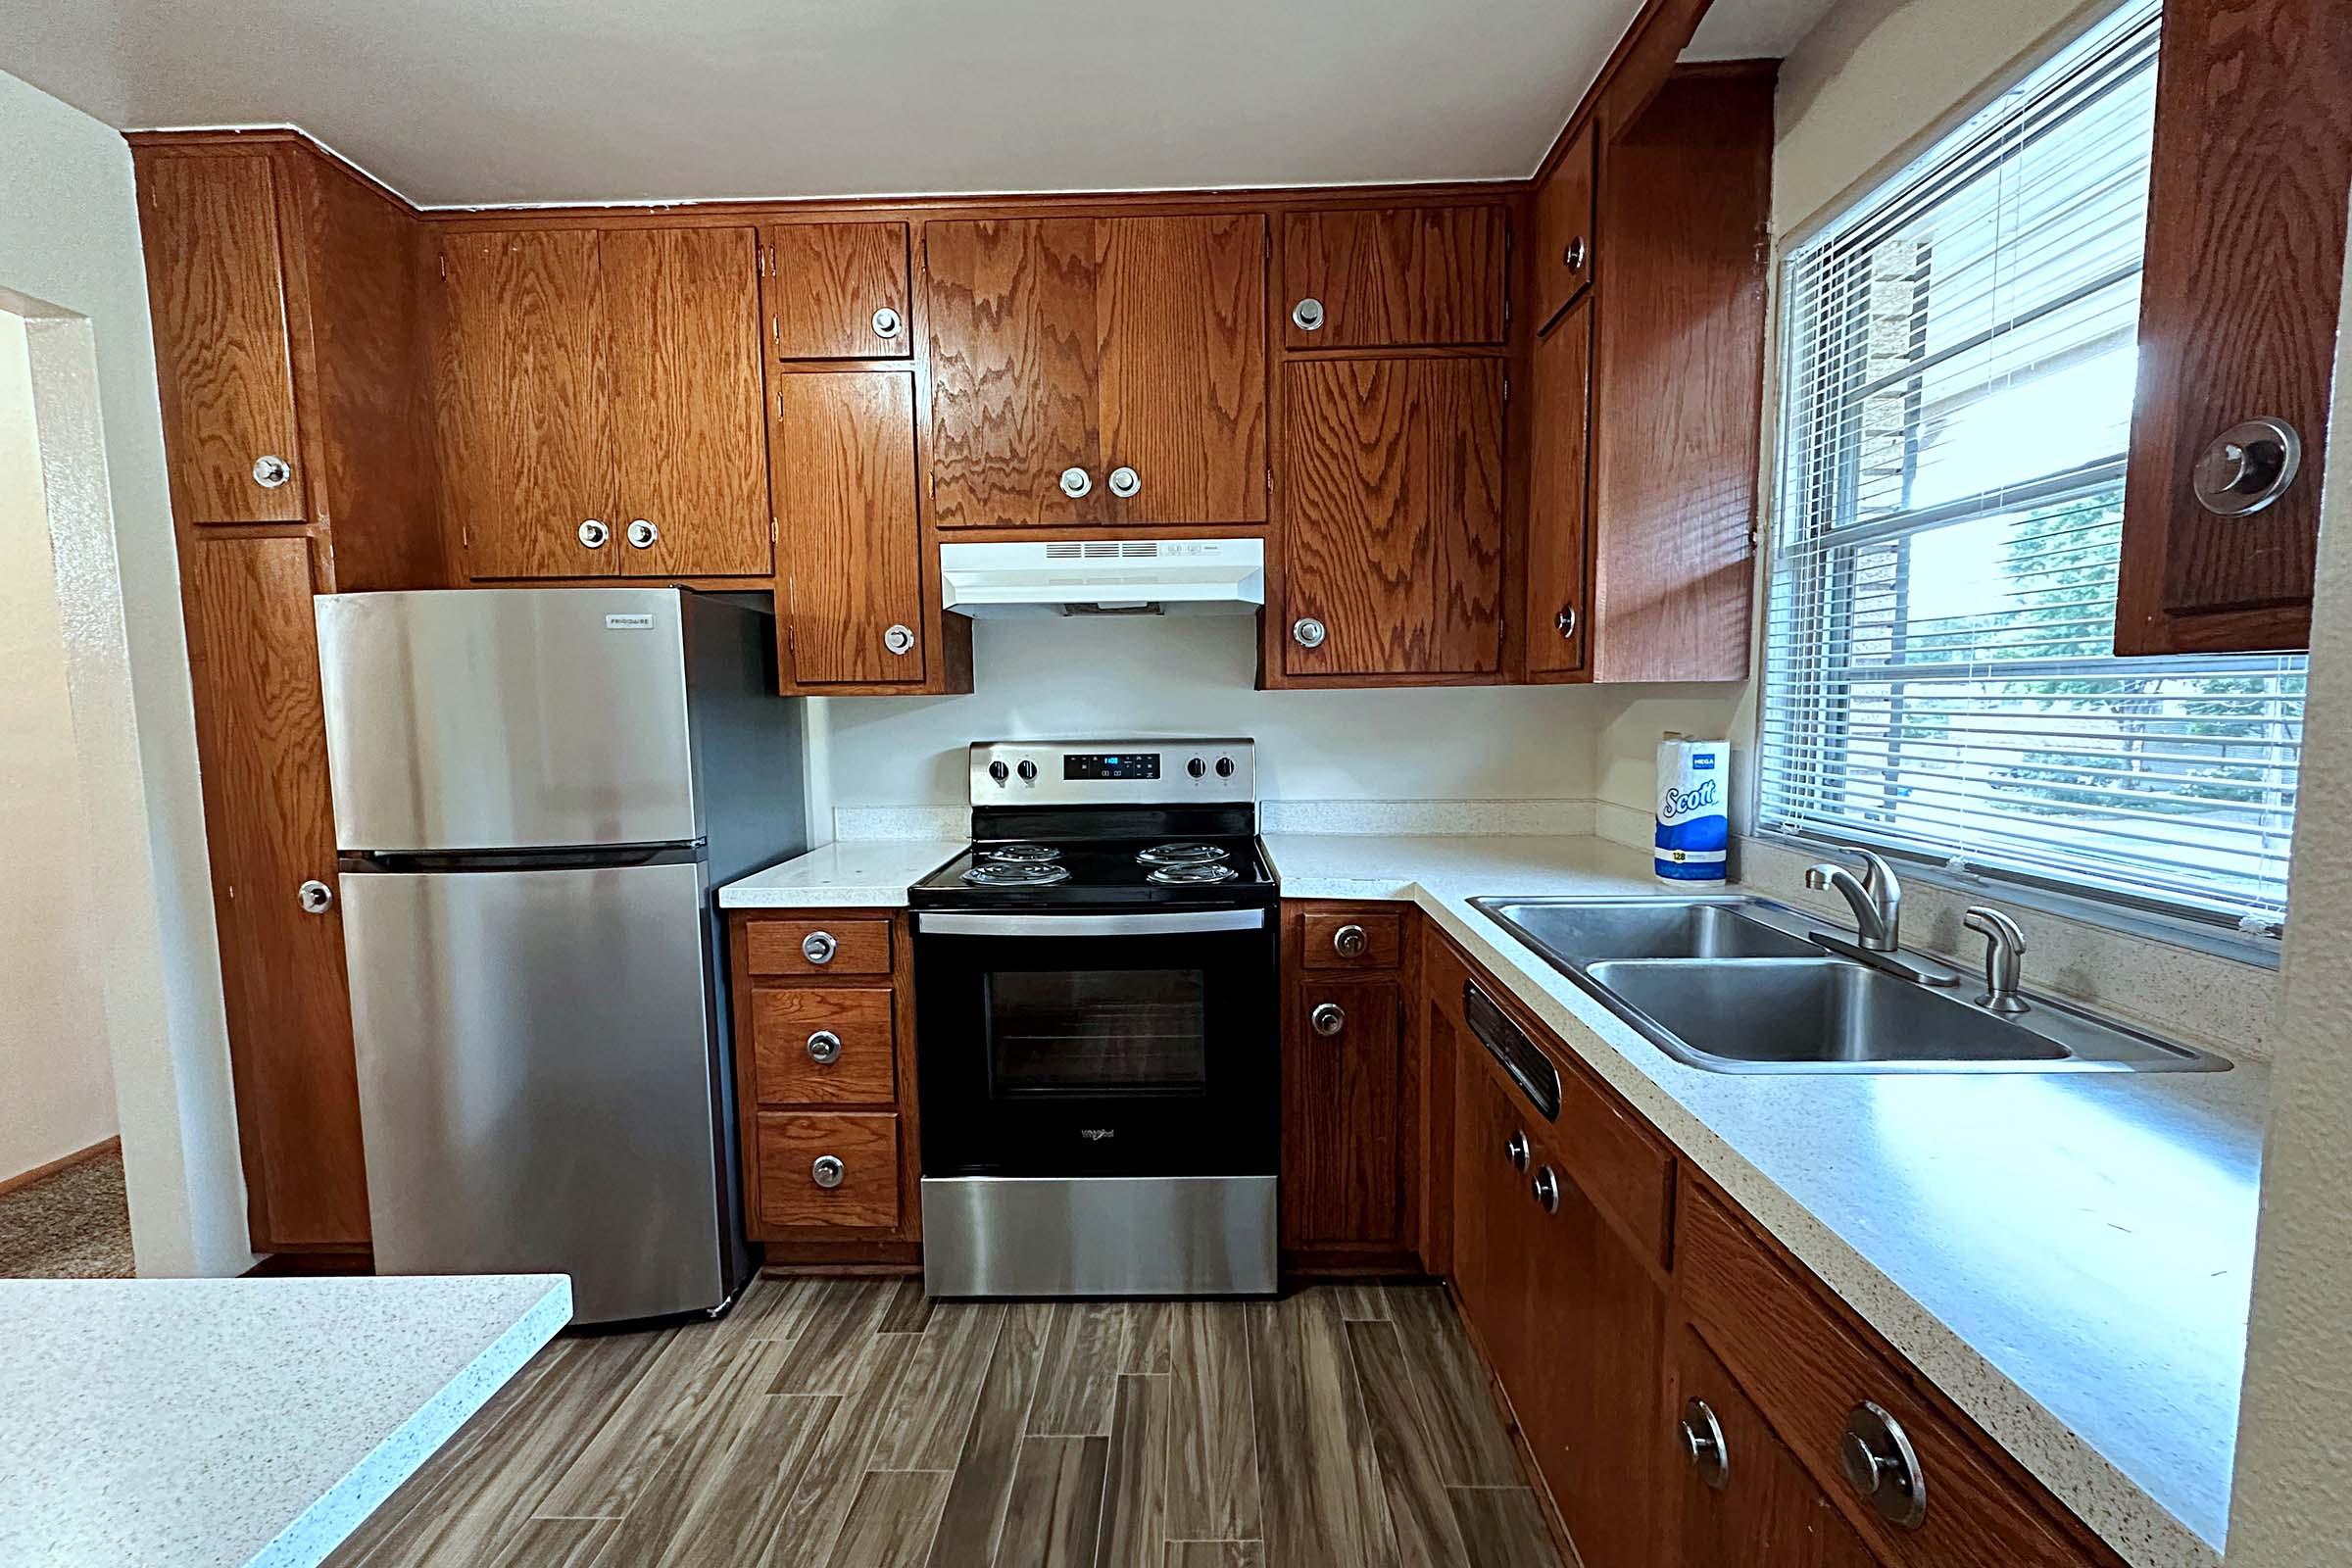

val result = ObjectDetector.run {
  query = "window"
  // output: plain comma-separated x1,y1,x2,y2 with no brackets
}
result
1760,0,2303,935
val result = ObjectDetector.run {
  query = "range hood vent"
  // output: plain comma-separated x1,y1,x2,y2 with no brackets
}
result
941,538,1265,619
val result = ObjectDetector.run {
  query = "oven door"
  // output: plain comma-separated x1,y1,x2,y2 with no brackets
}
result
912,907,1279,1178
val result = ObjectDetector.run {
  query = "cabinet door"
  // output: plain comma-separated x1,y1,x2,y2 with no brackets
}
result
436,229,616,579
772,369,925,685
1283,978,1403,1248
1097,214,1267,525
1532,123,1596,332
179,537,370,1248
1281,206,1508,349
1450,1056,1535,1389
2114,0,2351,652
924,218,1102,527
1282,357,1504,677
1526,295,1593,677
604,225,772,577
766,221,911,360
135,153,308,525
1672,1329,1879,1568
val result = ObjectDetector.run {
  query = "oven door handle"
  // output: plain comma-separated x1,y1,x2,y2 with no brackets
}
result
913,909,1269,937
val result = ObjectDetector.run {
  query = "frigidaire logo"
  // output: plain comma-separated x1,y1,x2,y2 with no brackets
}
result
1079,1128,1116,1142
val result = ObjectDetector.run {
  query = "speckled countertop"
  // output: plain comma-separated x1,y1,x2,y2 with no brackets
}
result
0,1273,571,1567
713,831,2263,1566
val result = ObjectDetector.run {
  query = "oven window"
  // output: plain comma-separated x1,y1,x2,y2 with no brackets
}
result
985,969,1208,1095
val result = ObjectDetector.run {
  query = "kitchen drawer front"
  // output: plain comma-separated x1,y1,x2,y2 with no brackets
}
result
751,986,896,1105
756,1110,901,1230
1299,908,1404,971
745,917,893,977
1678,1179,2095,1566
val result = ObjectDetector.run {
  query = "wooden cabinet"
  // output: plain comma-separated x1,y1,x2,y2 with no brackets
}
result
434,225,770,579
1531,125,1596,332
178,536,370,1250
2114,0,2351,653
1281,206,1509,348
1525,294,1593,678
1672,1327,1879,1568
923,214,1266,528
763,221,911,360
770,369,926,687
1280,356,1504,679
1281,902,1418,1265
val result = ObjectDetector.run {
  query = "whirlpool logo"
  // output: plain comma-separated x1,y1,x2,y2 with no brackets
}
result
1079,1128,1116,1142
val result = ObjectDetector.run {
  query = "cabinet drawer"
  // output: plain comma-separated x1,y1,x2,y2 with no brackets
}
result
756,1110,901,1230
745,917,893,977
751,987,897,1104
1299,908,1403,970
1678,1180,2093,1566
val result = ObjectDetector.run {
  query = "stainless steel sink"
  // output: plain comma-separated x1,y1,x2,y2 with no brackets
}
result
1469,895,2230,1075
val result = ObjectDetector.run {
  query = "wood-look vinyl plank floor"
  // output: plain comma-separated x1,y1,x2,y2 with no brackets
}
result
328,1284,1563,1568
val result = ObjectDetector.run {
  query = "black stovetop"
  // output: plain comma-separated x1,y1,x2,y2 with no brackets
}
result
907,833,1279,910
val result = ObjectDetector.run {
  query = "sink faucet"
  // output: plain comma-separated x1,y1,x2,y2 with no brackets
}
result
1804,851,1902,952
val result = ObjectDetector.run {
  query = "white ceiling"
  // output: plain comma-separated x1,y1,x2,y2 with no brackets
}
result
9,0,1836,209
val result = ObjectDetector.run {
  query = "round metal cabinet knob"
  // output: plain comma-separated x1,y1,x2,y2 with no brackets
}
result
801,930,838,965
810,1154,846,1190
1555,604,1579,639
1839,1401,1928,1530
882,623,916,657
1107,466,1141,498
1332,923,1369,958
625,518,659,550
2193,416,2302,516
577,518,611,549
1532,1165,1562,1214
806,1030,843,1065
1505,1130,1531,1172
1310,1002,1347,1037
297,879,334,915
252,454,293,489
1291,297,1326,332
1291,617,1328,650
871,306,904,340
1563,237,1589,272
1058,466,1094,499
1680,1397,1730,1490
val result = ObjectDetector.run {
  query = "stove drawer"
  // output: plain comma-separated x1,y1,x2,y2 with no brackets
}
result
751,987,897,1105
756,1110,901,1229
746,917,894,977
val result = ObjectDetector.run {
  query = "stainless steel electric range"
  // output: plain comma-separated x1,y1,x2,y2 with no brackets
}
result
908,738,1279,1298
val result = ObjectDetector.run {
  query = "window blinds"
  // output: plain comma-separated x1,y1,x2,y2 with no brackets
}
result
1759,0,2303,932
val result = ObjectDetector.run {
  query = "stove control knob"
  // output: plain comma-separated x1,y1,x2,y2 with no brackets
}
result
989,760,1009,784
1188,757,1206,779
1018,760,1038,782
1215,756,1237,779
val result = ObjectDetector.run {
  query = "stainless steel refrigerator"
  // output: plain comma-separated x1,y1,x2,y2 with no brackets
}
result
313,588,805,1325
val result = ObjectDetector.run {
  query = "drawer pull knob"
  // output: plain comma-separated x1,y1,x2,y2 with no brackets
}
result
801,930,838,965
1532,1165,1561,1214
810,1154,846,1190
807,1029,843,1065
1680,1397,1729,1489
1332,923,1369,957
1840,1401,1927,1529
1310,1002,1347,1037
1505,1130,1531,1172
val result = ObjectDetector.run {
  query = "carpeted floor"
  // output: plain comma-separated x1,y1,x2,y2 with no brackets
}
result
0,1148,136,1278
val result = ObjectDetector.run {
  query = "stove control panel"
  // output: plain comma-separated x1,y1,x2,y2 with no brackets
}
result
969,738,1255,806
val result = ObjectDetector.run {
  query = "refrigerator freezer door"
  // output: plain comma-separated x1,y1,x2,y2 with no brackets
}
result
341,858,727,1323
316,588,700,853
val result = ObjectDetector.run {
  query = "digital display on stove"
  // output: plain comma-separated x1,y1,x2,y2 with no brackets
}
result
1063,752,1161,781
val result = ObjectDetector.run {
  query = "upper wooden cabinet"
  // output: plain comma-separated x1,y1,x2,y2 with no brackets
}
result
763,221,912,360
434,224,771,579
2114,0,2351,653
1526,294,1594,677
1531,125,1596,332
1281,206,1509,349
771,369,926,687
923,213,1266,527
1281,356,1504,679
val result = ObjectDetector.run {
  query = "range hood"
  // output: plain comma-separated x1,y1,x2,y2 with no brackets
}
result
940,538,1265,618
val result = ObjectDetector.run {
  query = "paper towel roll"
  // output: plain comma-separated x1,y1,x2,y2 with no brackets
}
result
1655,737,1729,885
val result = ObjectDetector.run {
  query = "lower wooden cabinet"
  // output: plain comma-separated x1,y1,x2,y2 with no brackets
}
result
755,1109,902,1229
1281,902,1418,1265
1673,1326,1880,1568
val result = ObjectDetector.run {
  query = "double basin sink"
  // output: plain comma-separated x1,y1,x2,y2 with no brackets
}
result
1472,896,2230,1075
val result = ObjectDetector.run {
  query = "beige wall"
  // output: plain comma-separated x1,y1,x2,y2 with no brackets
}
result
0,312,117,1179
0,66,252,1275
